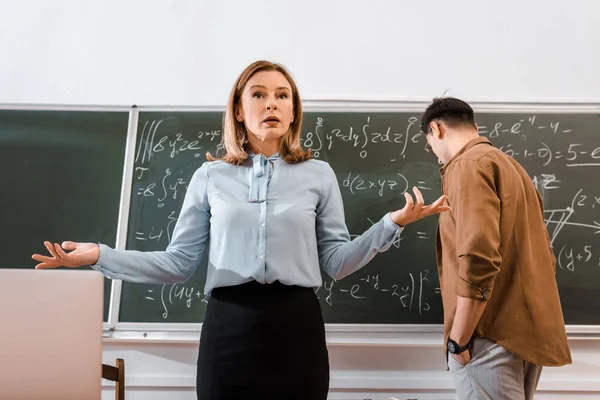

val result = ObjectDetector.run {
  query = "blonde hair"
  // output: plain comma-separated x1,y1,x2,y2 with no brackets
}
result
206,60,312,165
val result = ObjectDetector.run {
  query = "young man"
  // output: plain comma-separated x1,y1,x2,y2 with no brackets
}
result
421,97,571,400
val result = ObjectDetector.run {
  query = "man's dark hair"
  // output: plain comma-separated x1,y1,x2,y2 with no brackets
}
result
420,97,476,133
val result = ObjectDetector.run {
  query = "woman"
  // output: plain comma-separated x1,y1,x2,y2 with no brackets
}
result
32,60,449,399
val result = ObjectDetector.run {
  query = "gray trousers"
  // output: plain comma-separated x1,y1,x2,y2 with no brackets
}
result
448,337,543,400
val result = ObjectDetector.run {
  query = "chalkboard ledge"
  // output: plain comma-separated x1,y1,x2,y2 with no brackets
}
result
101,324,600,345
103,328,444,346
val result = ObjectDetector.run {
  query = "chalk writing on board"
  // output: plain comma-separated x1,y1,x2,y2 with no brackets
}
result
544,188,600,245
135,214,433,249
136,169,188,208
532,173,561,191
124,112,600,324
134,211,178,244
479,116,600,167
302,116,424,159
143,283,208,320
138,216,437,320
133,185,599,250
498,142,600,167
315,270,436,316
148,269,438,320
302,115,600,169
343,172,408,196
557,244,600,272
478,115,572,138
341,172,434,196
133,119,222,179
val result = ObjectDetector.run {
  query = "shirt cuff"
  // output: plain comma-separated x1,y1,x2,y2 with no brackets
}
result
90,243,124,278
383,212,404,233
95,243,109,265
456,276,493,301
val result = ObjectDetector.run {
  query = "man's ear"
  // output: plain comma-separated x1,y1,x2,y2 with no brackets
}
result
430,121,444,140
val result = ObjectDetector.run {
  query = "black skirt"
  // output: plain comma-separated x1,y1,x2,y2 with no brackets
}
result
196,280,330,399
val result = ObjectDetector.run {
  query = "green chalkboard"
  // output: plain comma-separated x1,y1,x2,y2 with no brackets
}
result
0,110,128,321
118,110,600,326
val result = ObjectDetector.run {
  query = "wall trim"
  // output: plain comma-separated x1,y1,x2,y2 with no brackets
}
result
2,99,599,113
101,371,600,392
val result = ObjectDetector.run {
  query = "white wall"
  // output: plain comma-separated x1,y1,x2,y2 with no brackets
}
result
100,337,600,400
2,0,600,107
2,1,600,399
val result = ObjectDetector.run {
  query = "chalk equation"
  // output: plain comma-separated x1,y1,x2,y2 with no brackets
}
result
301,114,600,169
557,244,600,272
144,282,209,320
498,142,600,167
135,168,190,208
134,211,178,244
134,168,434,210
479,115,572,137
342,172,433,197
133,118,222,178
476,116,600,168
316,270,437,316
302,116,424,159
146,270,438,320
137,215,433,248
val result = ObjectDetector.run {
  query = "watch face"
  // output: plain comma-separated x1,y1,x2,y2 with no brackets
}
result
448,341,456,353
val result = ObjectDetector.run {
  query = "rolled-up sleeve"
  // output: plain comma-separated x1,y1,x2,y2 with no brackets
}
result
447,159,502,301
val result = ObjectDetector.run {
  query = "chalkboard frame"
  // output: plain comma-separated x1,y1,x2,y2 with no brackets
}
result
100,101,600,343
5,101,599,344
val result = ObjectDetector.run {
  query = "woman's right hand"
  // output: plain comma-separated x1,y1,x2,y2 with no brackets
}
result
32,241,100,269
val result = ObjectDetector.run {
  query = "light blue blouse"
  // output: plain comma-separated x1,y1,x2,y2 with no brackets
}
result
92,152,403,294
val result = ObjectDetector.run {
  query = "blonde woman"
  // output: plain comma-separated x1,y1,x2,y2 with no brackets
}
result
33,60,449,399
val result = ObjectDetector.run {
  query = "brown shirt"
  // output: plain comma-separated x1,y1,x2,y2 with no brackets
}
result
436,136,572,366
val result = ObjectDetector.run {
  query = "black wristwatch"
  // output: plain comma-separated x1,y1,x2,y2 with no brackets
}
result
446,337,469,354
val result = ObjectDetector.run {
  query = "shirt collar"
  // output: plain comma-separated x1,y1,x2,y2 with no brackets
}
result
248,151,281,160
248,151,280,178
440,136,492,175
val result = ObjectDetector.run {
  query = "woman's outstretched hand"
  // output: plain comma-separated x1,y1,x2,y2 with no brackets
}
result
390,187,451,227
32,241,100,269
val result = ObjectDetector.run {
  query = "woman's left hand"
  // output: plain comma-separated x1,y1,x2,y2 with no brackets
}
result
390,187,451,227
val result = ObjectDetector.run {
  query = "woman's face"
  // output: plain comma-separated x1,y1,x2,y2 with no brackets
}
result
236,70,295,148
